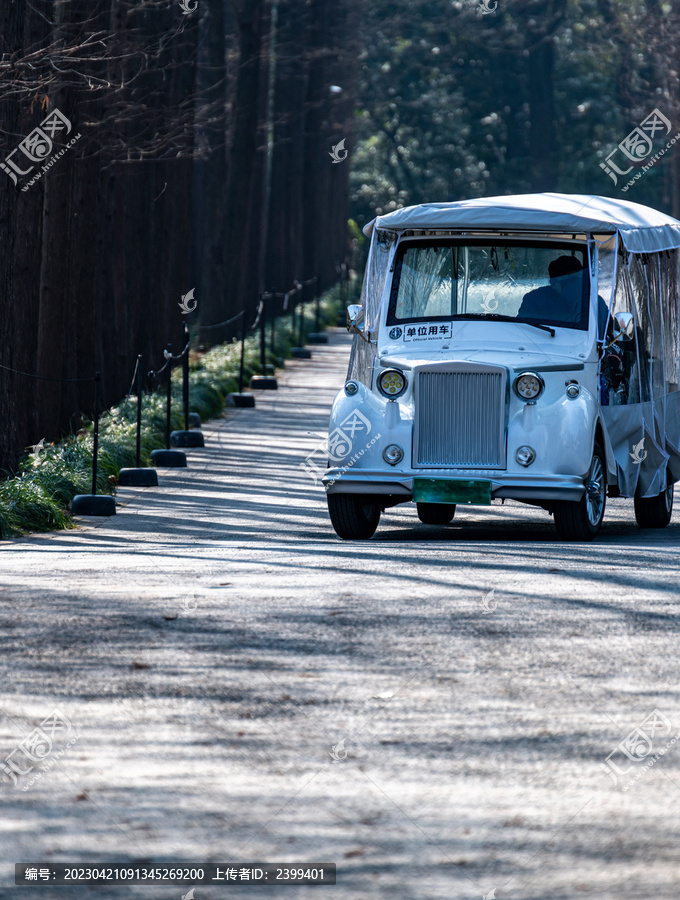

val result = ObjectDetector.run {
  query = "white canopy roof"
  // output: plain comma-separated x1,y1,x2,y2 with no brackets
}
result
363,193,680,254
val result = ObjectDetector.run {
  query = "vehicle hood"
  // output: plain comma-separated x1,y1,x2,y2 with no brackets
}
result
378,347,591,371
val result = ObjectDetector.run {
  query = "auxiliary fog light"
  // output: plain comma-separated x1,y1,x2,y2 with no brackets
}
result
565,381,580,399
377,368,407,399
516,445,536,467
383,444,404,466
513,371,544,401
344,381,359,396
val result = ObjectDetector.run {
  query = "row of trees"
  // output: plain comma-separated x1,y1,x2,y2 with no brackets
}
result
0,0,360,471
3,0,680,471
351,0,680,223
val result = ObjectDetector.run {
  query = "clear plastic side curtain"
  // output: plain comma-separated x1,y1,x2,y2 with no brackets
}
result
347,229,398,385
600,243,680,496
592,234,617,335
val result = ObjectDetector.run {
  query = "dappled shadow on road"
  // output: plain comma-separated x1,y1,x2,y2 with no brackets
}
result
3,560,680,900
3,333,680,898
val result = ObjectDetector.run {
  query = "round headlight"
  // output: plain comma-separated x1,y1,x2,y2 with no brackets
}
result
377,368,407,399
516,445,536,467
513,371,544,401
383,444,404,466
344,381,359,396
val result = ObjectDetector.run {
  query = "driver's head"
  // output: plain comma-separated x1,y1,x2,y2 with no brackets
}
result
549,255,584,296
549,255,583,280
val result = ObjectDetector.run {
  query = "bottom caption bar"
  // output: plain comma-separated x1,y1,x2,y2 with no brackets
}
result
16,864,336,886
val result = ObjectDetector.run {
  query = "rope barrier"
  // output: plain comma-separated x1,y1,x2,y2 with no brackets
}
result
0,361,94,383
147,339,190,379
147,352,172,379
196,276,319,332
198,309,245,331
170,340,191,362
129,273,325,419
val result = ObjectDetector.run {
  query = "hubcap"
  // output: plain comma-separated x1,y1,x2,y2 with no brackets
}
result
585,456,605,527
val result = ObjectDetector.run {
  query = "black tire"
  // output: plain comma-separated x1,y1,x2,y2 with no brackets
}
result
553,442,606,541
416,502,456,525
327,494,381,540
634,481,674,529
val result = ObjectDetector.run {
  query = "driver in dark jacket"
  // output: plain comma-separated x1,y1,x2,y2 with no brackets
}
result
519,254,609,336
519,255,585,324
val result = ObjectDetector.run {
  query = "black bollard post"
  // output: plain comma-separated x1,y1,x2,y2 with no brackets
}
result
183,324,189,432
119,355,159,486
260,294,267,375
308,274,327,344
184,329,200,427
165,343,172,450
71,371,117,515
92,371,101,496
270,290,276,356
229,309,256,407
251,293,277,390
135,355,143,469
314,278,320,334
239,310,246,394
150,344,187,467
298,296,304,347
291,288,312,359
171,327,204,448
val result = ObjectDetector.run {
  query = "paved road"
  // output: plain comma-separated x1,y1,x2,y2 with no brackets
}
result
1,331,679,900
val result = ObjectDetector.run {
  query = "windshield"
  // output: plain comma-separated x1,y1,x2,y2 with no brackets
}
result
386,240,590,331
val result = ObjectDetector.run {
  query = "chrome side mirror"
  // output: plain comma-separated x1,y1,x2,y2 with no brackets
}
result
346,304,370,343
614,311,635,341
605,311,635,349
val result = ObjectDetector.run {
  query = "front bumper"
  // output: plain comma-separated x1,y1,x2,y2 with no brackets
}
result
322,468,586,503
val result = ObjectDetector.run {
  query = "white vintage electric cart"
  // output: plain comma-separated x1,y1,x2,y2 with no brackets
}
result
323,193,680,541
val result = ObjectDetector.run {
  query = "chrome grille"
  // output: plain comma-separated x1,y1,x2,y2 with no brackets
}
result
414,368,506,467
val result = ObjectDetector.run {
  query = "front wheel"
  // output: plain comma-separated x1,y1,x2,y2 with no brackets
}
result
553,442,606,541
634,481,674,528
327,494,381,540
416,503,456,525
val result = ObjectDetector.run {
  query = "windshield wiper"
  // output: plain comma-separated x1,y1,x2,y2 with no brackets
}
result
452,313,555,337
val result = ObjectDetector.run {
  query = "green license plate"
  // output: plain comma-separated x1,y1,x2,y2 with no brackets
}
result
412,478,492,505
